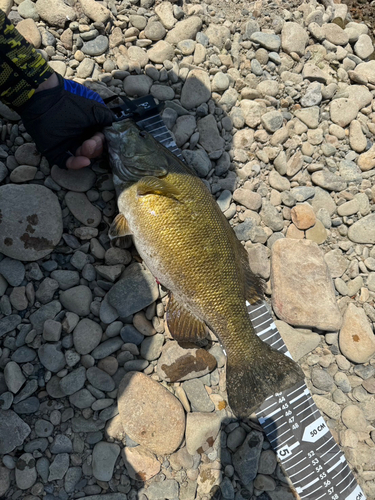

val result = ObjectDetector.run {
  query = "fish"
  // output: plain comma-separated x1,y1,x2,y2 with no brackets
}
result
104,119,304,418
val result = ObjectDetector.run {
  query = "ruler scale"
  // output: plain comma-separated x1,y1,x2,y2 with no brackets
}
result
248,301,365,500
110,96,366,500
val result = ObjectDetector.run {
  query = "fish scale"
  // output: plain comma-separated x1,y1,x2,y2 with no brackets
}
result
106,96,366,500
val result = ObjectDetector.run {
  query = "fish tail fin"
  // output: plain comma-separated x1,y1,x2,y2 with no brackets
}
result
226,343,304,418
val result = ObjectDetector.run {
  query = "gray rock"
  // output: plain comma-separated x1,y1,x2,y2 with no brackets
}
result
182,149,211,177
261,111,283,133
311,170,347,192
92,337,123,359
65,467,82,493
60,367,86,396
106,263,159,319
198,114,224,153
311,368,335,392
0,184,62,261
180,69,211,110
260,200,284,231
50,434,73,454
205,24,230,49
35,419,54,437
182,379,215,412
30,300,62,333
51,165,96,192
140,333,164,361
250,32,281,51
82,35,108,56
73,318,102,355
38,342,65,373
69,388,96,409
4,361,25,394
15,453,37,490
0,314,21,338
0,466,10,497
145,20,166,41
234,218,256,242
51,270,80,290
123,75,153,97
348,214,375,244
120,325,144,345
148,40,174,63
60,285,92,316
301,82,322,107
87,367,115,392
0,258,25,286
36,0,76,27
48,453,69,481
0,410,31,454
36,278,59,304
233,431,263,487
65,192,101,227
92,441,120,481
146,479,179,500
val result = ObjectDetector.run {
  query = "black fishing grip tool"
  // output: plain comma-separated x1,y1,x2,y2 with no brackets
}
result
105,93,366,500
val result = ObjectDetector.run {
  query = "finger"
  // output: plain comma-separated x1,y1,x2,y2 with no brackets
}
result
66,155,91,170
76,132,105,159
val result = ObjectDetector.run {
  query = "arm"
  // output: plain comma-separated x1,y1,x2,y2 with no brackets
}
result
0,10,114,169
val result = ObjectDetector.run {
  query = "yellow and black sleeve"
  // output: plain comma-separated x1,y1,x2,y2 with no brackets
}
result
0,9,54,108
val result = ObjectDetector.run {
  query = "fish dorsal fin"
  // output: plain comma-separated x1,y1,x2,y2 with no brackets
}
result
109,213,132,240
137,176,181,200
166,294,208,343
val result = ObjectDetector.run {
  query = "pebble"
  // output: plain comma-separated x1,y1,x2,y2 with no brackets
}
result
73,318,102,354
65,192,101,227
339,303,375,363
181,69,211,110
0,410,31,454
183,378,215,412
233,431,263,488
15,453,37,490
122,445,161,481
92,441,120,481
60,285,92,316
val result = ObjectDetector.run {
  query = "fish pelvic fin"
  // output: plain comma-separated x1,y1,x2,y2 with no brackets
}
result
109,213,132,240
240,247,264,305
226,343,304,418
137,176,181,201
166,293,208,343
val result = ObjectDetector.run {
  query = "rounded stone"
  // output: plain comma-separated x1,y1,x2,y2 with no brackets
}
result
60,285,92,317
15,453,37,490
92,441,120,481
51,165,96,192
339,303,375,363
65,192,101,227
291,204,316,230
118,372,185,455
0,185,62,261
73,318,102,355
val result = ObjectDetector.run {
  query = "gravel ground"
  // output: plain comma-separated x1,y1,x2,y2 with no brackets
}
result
0,0,375,499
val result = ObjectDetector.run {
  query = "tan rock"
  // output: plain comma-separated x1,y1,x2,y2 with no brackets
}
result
271,239,342,331
105,414,126,443
330,98,359,128
185,412,223,455
16,19,41,48
122,446,160,481
358,144,375,172
118,372,185,455
286,224,304,239
275,320,320,361
291,204,316,230
349,120,367,153
339,303,375,363
79,0,111,23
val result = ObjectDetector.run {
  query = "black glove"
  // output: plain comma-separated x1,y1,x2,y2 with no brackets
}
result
19,74,115,169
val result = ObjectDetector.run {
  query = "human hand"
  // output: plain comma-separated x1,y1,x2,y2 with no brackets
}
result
19,74,115,170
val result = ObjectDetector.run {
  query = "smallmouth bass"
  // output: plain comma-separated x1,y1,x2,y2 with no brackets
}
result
104,119,303,417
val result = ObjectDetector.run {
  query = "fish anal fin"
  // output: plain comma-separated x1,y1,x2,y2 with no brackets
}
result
109,213,132,240
137,176,181,200
166,294,207,343
239,243,264,304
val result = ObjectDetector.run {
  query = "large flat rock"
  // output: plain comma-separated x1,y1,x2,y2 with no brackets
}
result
271,239,342,331
0,184,62,261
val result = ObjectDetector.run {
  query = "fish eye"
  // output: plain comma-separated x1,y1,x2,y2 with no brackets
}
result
139,130,147,138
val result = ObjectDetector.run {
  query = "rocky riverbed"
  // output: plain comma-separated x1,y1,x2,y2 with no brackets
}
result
0,0,375,499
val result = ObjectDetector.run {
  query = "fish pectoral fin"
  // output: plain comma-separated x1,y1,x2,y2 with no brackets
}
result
166,294,207,343
109,213,132,240
136,176,181,201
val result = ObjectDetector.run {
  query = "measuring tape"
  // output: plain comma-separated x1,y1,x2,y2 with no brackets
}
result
114,96,366,500
249,301,365,500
